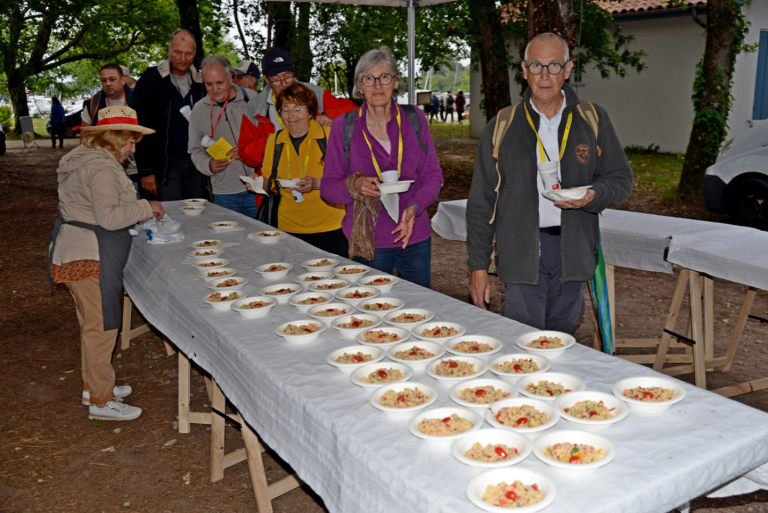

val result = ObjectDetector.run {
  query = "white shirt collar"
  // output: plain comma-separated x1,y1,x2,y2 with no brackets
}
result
529,90,566,123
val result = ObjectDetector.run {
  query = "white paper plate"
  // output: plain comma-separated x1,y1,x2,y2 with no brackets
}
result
449,378,518,409
378,180,414,194
466,468,556,512
350,362,414,389
532,429,616,473
554,391,629,429
516,373,587,402
543,185,592,202
407,406,482,447
514,331,576,359
611,376,686,413
452,428,532,468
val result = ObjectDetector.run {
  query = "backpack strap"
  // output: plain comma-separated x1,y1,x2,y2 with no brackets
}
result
343,110,356,160
489,102,519,225
316,126,328,161
400,104,428,154
89,92,102,124
240,87,250,103
267,133,284,193
577,100,599,140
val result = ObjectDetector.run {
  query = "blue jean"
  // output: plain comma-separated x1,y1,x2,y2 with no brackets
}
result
354,238,431,288
214,191,258,218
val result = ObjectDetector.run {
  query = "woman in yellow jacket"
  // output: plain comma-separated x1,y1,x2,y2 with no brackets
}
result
251,83,346,255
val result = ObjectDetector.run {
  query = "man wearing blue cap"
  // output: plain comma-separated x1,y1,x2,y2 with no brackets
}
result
232,60,260,93
239,47,357,172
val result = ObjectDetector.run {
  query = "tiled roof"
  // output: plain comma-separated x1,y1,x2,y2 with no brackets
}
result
597,0,706,15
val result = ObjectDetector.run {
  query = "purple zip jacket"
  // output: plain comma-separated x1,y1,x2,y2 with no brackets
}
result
320,100,443,249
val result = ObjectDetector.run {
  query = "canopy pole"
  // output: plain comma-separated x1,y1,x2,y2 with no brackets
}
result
407,0,416,105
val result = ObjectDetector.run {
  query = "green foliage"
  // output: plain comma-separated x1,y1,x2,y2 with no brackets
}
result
0,106,12,127
624,143,660,154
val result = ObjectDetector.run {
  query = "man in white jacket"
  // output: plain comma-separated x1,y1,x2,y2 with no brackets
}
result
188,55,257,217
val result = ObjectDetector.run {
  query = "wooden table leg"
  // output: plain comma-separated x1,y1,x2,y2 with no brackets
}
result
703,275,714,361
688,271,707,389
720,288,758,372
121,292,132,350
211,380,226,482
163,335,176,357
653,269,690,372
240,415,274,513
606,263,616,349
178,352,191,434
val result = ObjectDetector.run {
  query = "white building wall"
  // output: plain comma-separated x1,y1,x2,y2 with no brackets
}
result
469,5,768,152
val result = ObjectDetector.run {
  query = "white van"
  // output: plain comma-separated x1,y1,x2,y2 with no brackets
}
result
704,122,768,229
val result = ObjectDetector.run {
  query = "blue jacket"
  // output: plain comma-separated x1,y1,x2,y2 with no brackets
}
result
50,104,66,123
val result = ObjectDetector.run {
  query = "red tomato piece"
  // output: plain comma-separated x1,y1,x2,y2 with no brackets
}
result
569,455,581,463
448,361,458,368
532,484,539,492
505,491,518,501
442,417,451,423
513,364,523,372
516,417,528,425
494,446,507,458
377,370,388,379
589,411,597,417
475,389,486,396
642,392,654,399
546,390,554,396
352,355,364,362
396,394,405,403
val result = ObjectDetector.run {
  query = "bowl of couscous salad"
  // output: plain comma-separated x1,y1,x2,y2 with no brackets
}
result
308,279,352,293
307,303,353,320
249,230,284,244
369,382,438,418
198,267,238,283
300,257,339,272
254,262,295,280
206,276,248,291
355,327,411,348
334,286,381,306
532,430,616,473
188,247,226,260
488,354,552,384
445,335,503,361
330,313,382,339
466,468,556,513
514,330,576,359
326,345,385,374
333,264,371,280
350,362,413,389
274,319,327,344
485,397,559,437
357,274,399,293
452,428,532,469
425,357,488,383
288,292,334,313
554,391,629,429
203,290,247,311
411,321,467,342
259,283,300,304
516,373,586,402
449,378,518,409
230,296,278,319
408,406,482,447
611,376,686,413
386,341,446,370
383,308,435,328
293,271,334,290
356,297,405,317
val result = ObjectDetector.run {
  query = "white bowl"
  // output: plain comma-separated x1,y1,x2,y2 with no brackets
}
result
369,382,438,418
554,391,629,429
199,267,238,283
445,335,503,361
308,279,352,293
452,428,532,468
485,397,559,437
426,356,489,382
611,376,687,413
326,345,386,375
350,362,414,389
182,198,208,206
383,308,435,327
408,406,482,447
254,262,295,280
274,319,327,344
545,185,593,202
192,258,230,271
532,430,616,473
380,170,399,183
411,321,467,342
258,283,300,304
378,180,414,194
301,257,341,272
516,373,586,402
334,287,381,306
356,297,405,317
514,330,576,359
203,290,247,311
449,378,518,409
189,247,226,260
466,468,556,513
330,314,382,339
355,327,411,348
180,206,205,216
206,276,249,291
278,178,301,189
307,302,354,320
488,354,552,384
250,230,285,244
386,341,446,371
209,221,240,233
334,264,371,280
356,274,400,293
294,271,334,290
189,239,224,249
288,292,335,313
230,296,278,319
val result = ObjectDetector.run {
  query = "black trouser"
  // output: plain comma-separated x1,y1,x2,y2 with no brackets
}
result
501,228,586,335
286,228,349,259
158,155,208,201
50,122,65,148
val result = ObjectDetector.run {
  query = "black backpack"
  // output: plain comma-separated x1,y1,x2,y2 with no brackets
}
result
342,104,428,160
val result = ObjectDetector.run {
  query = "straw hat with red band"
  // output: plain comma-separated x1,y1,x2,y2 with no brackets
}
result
78,105,155,135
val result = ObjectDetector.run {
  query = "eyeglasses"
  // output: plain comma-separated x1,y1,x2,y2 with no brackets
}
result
361,73,397,87
525,61,567,76
266,73,295,84
278,106,307,117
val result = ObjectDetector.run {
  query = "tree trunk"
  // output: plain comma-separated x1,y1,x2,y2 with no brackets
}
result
292,2,312,81
176,0,206,68
522,0,575,95
273,2,292,51
468,0,512,122
7,70,30,136
678,0,743,200
232,0,250,60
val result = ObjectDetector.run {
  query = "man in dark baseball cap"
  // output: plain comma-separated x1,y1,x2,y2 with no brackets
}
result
232,60,260,92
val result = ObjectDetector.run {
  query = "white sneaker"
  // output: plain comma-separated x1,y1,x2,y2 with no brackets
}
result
88,401,142,421
82,385,132,406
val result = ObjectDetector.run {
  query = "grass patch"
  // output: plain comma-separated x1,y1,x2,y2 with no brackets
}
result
429,122,471,140
626,151,683,199
6,118,51,140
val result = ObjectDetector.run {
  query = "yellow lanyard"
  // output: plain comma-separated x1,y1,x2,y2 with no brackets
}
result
360,103,403,180
524,102,572,163
286,138,312,179
272,93,284,129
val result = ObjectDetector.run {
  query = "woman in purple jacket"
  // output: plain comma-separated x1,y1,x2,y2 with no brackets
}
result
320,47,443,288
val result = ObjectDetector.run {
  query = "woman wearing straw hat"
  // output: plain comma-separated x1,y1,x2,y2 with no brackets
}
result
49,105,164,421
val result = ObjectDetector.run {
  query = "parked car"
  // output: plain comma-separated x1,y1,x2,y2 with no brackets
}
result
46,108,83,138
704,121,768,230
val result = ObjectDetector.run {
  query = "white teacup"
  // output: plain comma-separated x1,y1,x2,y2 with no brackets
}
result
537,160,560,192
380,170,399,183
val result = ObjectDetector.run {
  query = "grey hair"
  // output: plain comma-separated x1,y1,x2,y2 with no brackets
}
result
352,46,400,100
524,32,570,63
201,55,232,75
169,29,197,51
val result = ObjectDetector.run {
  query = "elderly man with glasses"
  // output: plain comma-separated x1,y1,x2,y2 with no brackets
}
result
238,48,357,174
466,32,633,335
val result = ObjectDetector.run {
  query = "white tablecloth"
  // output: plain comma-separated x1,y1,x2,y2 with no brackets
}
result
124,202,768,513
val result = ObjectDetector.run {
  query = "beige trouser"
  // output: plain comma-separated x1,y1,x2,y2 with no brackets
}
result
66,276,117,405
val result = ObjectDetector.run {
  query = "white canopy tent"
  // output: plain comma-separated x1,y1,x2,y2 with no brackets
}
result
267,0,458,104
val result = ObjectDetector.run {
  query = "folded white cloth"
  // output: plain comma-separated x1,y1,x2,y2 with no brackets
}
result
140,215,185,244
380,191,399,223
